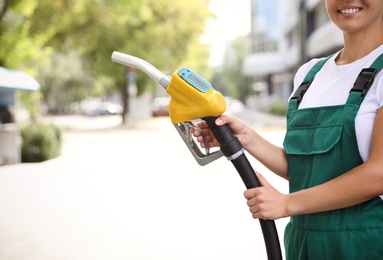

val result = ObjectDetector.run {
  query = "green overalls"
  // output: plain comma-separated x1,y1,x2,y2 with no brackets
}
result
283,54,383,259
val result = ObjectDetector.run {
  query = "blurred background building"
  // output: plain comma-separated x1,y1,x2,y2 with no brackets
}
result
242,0,344,108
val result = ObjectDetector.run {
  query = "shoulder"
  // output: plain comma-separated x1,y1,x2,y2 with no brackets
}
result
367,49,383,103
295,58,324,79
293,57,332,90
370,69,383,104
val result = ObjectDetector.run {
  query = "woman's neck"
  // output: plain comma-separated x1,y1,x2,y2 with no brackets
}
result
336,27,383,65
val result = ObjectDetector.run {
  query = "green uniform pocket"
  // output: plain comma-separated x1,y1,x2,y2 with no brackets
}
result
284,125,343,155
283,125,343,192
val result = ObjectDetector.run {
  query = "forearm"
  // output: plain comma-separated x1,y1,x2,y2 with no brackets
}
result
285,162,383,216
243,129,289,180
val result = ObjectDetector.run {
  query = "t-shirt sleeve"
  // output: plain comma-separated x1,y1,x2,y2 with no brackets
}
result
377,72,383,108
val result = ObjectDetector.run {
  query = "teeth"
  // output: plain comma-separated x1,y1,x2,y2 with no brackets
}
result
340,8,360,14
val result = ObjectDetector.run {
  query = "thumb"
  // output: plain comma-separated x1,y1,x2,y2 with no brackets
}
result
256,172,270,187
215,114,231,126
215,117,225,126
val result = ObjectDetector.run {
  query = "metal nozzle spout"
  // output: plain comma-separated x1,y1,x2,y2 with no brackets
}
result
111,51,171,89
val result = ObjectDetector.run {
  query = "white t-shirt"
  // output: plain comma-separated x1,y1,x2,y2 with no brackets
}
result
293,44,383,161
291,44,383,200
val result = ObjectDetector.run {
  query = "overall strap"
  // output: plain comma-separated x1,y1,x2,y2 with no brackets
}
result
289,55,333,110
347,53,383,106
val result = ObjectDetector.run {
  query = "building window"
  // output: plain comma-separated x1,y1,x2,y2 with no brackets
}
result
250,0,280,53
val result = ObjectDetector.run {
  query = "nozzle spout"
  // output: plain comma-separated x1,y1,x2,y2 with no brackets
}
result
111,51,170,88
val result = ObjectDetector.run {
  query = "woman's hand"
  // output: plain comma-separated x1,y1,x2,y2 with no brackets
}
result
244,173,288,220
190,115,253,149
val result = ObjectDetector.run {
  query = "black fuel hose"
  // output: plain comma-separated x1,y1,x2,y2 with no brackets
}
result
203,116,283,260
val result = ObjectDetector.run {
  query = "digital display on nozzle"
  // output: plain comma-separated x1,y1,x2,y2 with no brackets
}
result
178,68,211,93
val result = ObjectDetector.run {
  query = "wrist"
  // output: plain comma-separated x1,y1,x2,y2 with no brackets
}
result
285,192,300,217
242,127,257,149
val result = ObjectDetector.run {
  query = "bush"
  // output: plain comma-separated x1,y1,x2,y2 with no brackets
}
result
21,123,62,162
269,102,287,116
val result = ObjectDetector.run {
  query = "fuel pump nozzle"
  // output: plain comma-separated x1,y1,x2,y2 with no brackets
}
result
111,51,282,260
111,51,224,165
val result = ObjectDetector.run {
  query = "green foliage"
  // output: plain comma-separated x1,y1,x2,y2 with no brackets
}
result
210,36,250,102
1,0,212,116
36,51,94,113
20,123,62,162
0,0,53,68
269,102,287,116
17,91,43,122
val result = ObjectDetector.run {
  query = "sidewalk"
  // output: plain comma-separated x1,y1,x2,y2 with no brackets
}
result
0,114,288,260
40,109,286,133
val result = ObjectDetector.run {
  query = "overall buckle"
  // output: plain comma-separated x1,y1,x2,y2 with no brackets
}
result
291,81,312,104
350,68,377,97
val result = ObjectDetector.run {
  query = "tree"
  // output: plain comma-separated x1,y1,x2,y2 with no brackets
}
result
0,0,53,68
211,35,251,102
0,0,212,121
36,0,212,121
37,51,94,114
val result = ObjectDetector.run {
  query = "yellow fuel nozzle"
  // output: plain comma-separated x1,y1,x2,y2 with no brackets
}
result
166,68,226,124
111,52,226,165
111,52,226,123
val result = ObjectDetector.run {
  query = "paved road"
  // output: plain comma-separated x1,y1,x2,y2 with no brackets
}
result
0,116,289,260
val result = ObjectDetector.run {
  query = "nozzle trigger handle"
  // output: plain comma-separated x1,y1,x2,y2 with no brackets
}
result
174,122,223,166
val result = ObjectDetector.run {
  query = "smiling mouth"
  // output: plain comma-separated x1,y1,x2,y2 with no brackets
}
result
339,8,362,14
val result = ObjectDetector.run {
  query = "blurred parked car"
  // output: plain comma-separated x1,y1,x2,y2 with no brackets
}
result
151,96,170,117
86,102,123,117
